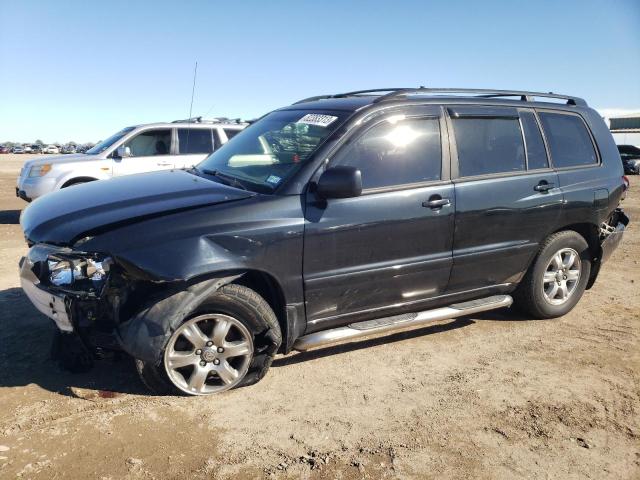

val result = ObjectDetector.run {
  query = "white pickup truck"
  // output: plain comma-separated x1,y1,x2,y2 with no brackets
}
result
16,118,247,201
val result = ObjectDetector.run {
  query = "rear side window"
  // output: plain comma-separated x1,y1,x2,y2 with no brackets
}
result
538,112,598,168
224,129,241,140
331,117,441,190
125,129,171,157
520,111,549,170
452,117,525,177
178,128,214,154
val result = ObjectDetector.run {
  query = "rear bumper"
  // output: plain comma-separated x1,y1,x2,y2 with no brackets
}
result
601,209,629,264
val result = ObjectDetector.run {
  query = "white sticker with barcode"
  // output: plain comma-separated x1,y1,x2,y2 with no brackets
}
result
296,114,338,127
265,174,281,185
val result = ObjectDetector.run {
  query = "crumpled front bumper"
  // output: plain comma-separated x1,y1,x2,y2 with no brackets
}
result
19,255,74,332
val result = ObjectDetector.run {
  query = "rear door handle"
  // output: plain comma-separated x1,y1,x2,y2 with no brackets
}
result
534,181,555,192
157,162,173,167
422,197,451,209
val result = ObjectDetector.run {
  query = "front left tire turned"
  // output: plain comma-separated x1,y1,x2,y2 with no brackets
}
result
136,284,282,396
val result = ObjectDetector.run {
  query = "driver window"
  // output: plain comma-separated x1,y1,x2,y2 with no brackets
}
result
331,117,442,189
125,129,171,157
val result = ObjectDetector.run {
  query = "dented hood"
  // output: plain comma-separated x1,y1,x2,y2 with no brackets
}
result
21,169,254,245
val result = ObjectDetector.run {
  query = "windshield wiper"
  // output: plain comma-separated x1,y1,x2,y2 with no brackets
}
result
201,169,248,191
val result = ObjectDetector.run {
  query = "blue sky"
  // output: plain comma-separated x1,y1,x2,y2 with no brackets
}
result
1,0,639,143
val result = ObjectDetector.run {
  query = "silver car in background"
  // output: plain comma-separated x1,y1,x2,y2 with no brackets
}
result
16,117,247,201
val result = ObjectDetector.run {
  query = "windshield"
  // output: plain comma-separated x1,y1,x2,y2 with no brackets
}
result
86,127,136,155
197,110,348,192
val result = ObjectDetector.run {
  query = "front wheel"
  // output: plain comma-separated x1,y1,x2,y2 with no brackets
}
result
514,230,591,319
136,284,282,396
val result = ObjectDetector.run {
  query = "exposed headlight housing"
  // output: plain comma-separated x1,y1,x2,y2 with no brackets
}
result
29,164,52,177
47,255,112,289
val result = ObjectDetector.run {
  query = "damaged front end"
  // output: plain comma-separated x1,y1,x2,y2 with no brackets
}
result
20,244,137,359
19,243,242,369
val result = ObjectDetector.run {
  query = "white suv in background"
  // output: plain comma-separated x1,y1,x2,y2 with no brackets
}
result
16,117,247,201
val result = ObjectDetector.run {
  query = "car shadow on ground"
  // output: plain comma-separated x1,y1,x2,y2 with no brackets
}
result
0,287,147,398
273,306,533,367
0,210,21,224
1,285,532,397
274,317,476,367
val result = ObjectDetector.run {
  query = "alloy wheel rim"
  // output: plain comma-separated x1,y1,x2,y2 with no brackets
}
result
163,314,253,395
542,247,581,305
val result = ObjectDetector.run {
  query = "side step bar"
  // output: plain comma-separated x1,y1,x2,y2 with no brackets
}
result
293,295,513,352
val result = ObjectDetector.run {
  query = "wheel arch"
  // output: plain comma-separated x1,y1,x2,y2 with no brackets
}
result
117,267,292,362
551,222,601,290
60,176,99,188
231,270,288,351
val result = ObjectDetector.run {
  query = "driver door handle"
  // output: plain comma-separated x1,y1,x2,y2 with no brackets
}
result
534,181,555,192
422,197,451,209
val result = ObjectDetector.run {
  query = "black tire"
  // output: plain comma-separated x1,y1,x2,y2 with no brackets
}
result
61,179,95,188
136,284,282,395
514,230,591,319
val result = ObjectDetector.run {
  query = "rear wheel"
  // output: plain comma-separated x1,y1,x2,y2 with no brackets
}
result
136,284,281,396
515,231,591,319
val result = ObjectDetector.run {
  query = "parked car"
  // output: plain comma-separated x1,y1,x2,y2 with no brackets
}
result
0,145,10,154
23,145,33,154
19,88,628,396
15,118,247,202
62,145,77,154
31,145,43,154
12,145,25,154
618,144,640,174
42,145,60,154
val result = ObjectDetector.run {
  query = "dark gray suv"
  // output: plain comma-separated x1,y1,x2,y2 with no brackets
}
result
19,88,629,396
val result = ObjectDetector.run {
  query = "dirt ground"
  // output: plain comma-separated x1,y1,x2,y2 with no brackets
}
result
0,153,638,479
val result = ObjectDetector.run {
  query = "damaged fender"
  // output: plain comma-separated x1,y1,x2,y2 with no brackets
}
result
117,274,242,362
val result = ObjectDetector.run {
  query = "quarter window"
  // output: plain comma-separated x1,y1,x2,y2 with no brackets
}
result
452,117,525,177
124,129,171,157
538,112,598,168
331,117,441,190
178,128,214,154
224,129,241,140
520,111,549,170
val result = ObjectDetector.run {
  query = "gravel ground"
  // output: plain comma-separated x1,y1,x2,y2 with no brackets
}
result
0,153,638,479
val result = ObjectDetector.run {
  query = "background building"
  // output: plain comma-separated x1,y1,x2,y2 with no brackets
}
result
599,109,640,146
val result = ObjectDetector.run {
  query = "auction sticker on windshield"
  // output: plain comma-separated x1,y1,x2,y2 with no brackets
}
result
297,114,338,127
265,175,282,186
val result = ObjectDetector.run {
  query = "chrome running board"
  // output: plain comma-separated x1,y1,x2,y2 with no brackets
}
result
293,295,513,352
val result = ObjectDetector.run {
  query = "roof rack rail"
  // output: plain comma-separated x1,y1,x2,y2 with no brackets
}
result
172,116,247,124
292,88,410,105
371,87,587,106
293,87,587,107
292,95,334,105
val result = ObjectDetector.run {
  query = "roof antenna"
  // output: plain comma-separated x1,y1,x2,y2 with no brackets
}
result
185,61,198,157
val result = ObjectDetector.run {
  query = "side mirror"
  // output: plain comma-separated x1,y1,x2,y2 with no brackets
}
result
116,145,131,158
316,166,362,199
